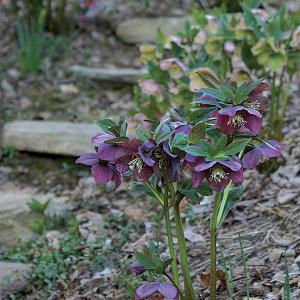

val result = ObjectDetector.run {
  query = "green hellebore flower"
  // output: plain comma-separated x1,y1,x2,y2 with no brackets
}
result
251,37,287,71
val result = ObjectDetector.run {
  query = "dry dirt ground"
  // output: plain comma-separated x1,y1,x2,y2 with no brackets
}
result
0,3,300,300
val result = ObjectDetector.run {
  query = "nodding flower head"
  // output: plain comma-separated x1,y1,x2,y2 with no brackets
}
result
160,58,186,79
130,261,146,275
135,282,179,300
242,140,283,169
216,106,262,135
193,158,243,191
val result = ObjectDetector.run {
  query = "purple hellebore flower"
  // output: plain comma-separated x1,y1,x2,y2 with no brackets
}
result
135,282,179,300
246,83,269,114
92,133,139,173
242,140,283,169
216,106,262,135
76,152,121,188
193,158,244,191
130,261,146,275
138,140,156,167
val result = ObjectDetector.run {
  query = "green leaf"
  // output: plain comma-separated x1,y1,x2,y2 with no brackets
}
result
217,186,243,228
134,251,157,270
197,184,213,196
96,119,116,132
214,134,228,154
130,182,164,206
224,138,250,156
183,145,207,157
200,87,228,101
188,122,206,144
136,125,151,142
171,132,188,150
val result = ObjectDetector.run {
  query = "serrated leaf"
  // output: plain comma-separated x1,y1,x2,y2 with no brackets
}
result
214,134,228,154
200,87,228,101
136,125,151,142
96,119,116,132
188,122,206,144
134,251,158,270
183,145,207,157
197,184,213,196
224,138,250,156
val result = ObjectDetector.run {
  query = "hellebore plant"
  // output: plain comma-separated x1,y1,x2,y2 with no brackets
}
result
77,78,282,299
133,2,300,140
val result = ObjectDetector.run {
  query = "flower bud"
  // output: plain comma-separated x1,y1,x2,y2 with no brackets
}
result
130,261,146,275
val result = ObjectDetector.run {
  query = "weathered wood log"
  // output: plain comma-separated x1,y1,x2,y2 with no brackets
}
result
69,65,146,83
1,121,100,156
116,17,191,43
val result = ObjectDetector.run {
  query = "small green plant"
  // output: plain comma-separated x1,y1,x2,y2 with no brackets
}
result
17,17,45,74
13,0,73,34
220,244,235,298
0,146,18,160
239,233,250,299
284,249,291,300
27,198,64,235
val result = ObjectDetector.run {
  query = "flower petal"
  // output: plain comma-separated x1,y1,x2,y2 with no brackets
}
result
91,165,113,184
136,282,160,298
192,170,206,188
158,283,178,299
242,148,263,169
76,152,98,166
91,133,115,145
229,168,244,184
218,159,242,171
194,161,216,172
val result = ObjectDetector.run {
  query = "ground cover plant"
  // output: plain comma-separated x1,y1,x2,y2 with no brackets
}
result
77,76,283,299
133,1,300,140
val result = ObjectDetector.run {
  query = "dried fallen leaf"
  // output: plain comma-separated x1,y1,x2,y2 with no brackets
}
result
197,269,226,290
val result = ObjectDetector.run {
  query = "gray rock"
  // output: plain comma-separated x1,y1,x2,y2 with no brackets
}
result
1,121,100,156
276,189,298,204
116,17,190,43
0,261,32,296
69,65,146,83
76,211,107,243
0,183,72,248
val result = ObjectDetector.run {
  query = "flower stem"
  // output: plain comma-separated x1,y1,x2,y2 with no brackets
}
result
169,184,195,300
163,187,179,287
210,192,222,300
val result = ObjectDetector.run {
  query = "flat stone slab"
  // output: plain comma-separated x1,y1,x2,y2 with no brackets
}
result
1,121,100,156
116,17,190,43
69,65,146,83
0,182,73,248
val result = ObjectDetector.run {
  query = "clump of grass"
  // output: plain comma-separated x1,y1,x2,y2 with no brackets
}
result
239,233,250,300
284,249,291,300
17,16,45,74
220,243,235,298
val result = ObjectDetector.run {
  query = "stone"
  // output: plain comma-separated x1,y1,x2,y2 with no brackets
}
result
1,121,100,156
0,261,32,296
0,182,73,248
276,189,298,204
116,17,190,43
76,211,107,242
69,65,146,83
59,84,79,94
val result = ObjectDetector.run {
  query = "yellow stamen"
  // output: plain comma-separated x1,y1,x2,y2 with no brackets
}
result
209,167,229,183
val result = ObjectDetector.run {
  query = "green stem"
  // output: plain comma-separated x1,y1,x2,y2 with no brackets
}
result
163,187,179,287
170,184,195,300
281,76,292,121
210,192,222,300
269,72,277,127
